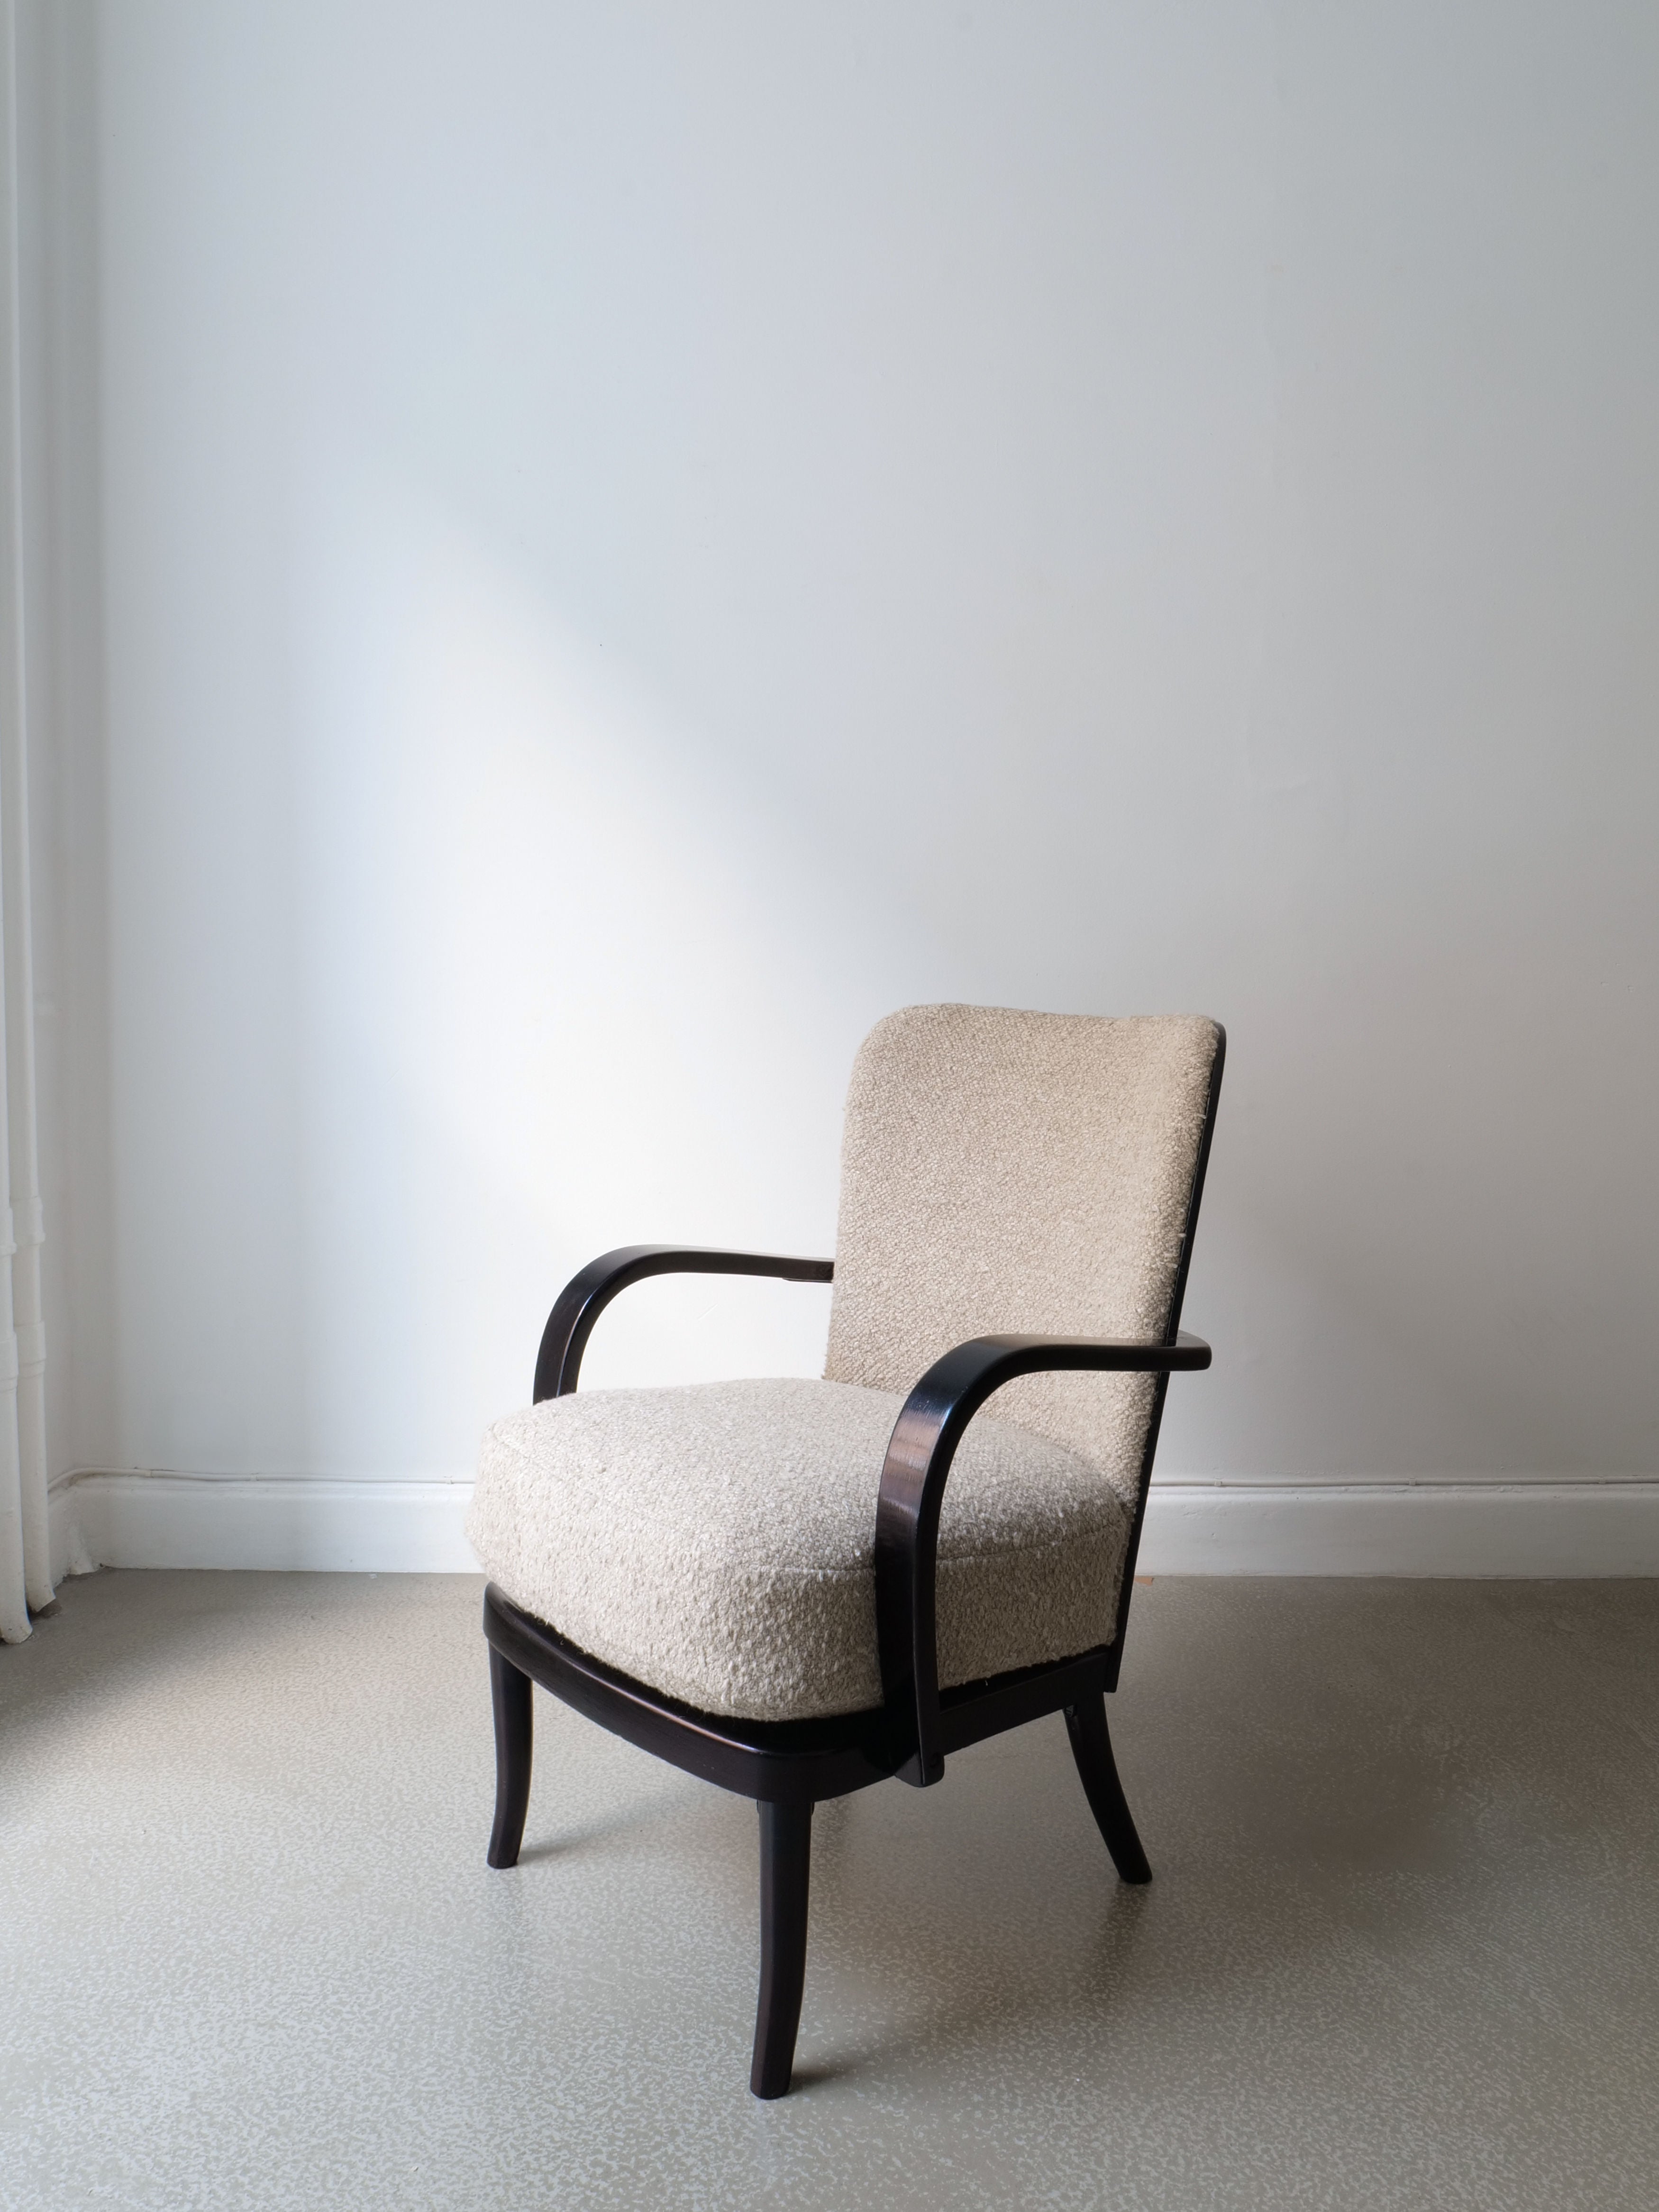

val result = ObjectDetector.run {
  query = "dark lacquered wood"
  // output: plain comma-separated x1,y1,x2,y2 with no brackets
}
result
939,1645,1113,1757
751,1800,813,2098
873,1330,1211,1789
483,1026,1224,2095
483,1583,1119,1806
533,1245,834,1402
484,1583,901,1802
487,1644,533,1869
1065,1693,1152,1883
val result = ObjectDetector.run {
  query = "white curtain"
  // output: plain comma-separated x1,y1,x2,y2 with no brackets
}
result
0,0,48,1644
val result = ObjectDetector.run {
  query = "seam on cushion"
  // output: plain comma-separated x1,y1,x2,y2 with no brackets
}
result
663,1529,1127,1587
481,1412,1102,1467
482,1418,1110,1478
479,1435,1118,1521
488,1528,1128,1597
481,1428,542,1465
934,1526,1126,1565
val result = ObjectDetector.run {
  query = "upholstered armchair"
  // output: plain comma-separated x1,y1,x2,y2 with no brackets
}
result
467,1004,1223,2096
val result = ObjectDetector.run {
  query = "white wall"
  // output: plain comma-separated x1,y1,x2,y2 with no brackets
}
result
39,3,1659,1559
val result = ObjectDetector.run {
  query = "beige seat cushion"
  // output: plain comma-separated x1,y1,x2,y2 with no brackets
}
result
466,1377,1130,1722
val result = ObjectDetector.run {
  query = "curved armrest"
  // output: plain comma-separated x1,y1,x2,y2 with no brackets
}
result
532,1244,835,1402
874,1331,1212,1785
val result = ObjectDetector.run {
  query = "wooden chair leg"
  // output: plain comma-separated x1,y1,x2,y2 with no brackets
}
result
750,1799,813,2098
1065,1694,1151,1884
487,1645,533,1869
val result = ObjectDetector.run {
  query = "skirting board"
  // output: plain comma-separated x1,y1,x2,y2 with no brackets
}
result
49,1471,1659,1581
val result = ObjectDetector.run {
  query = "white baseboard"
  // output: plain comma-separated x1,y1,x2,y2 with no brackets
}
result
53,1475,480,1575
1139,1481,1659,1576
48,1470,1659,1580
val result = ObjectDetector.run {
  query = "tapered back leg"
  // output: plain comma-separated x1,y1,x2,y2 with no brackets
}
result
1065,1695,1151,1884
487,1645,534,1870
750,1799,813,2098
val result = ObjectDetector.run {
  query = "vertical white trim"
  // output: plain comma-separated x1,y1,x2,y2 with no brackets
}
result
0,0,46,1639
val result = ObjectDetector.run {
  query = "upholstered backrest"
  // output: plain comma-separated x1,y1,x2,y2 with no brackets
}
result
824,1005,1221,1504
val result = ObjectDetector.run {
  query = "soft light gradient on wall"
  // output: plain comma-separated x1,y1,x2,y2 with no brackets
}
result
32,1,1659,1518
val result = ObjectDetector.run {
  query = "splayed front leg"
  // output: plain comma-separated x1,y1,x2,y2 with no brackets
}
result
486,1645,533,1869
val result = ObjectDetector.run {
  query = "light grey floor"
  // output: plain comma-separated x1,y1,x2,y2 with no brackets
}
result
3,1572,1657,2212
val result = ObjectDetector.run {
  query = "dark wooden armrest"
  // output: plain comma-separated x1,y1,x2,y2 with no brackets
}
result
532,1245,836,1402
874,1331,1212,1786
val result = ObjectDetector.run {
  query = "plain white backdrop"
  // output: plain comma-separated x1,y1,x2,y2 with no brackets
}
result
21,3,1659,1565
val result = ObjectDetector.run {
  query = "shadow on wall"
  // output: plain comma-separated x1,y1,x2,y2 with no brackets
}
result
83,0,1659,1502
286,471,934,1476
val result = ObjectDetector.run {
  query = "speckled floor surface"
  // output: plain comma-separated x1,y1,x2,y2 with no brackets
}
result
3,1571,1657,2212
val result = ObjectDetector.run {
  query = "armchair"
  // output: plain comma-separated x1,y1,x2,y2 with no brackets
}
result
467,1004,1224,2096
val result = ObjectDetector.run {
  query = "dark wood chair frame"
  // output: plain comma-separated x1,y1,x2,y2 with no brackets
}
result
483,1032,1224,2096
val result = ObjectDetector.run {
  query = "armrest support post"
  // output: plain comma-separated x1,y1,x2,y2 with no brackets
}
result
873,1332,1211,1786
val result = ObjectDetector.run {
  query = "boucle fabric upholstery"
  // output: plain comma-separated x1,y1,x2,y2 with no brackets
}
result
825,1006,1220,1507
467,1378,1128,1721
469,1004,1218,1723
